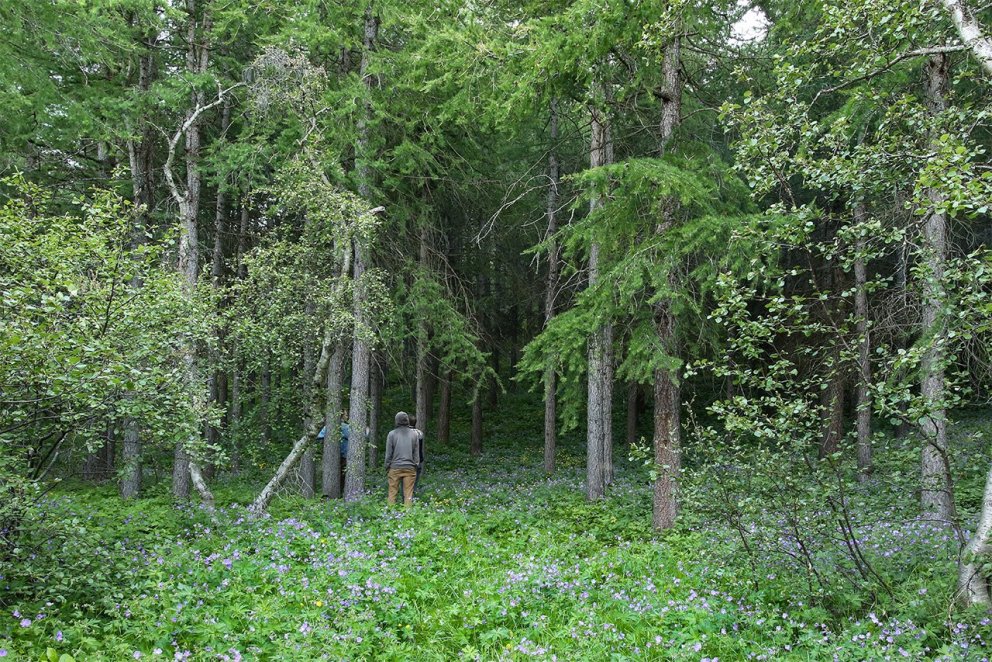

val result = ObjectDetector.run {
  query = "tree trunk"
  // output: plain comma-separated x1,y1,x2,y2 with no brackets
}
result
416,226,431,436
323,344,344,498
938,0,992,76
300,313,317,498
958,462,992,607
626,381,639,447
652,34,683,530
488,349,500,409
544,96,561,475
206,100,231,476
853,202,873,481
229,363,242,473
169,0,212,502
119,418,141,499
368,352,384,467
653,367,681,530
920,53,956,525
437,369,451,446
250,433,312,514
119,26,157,500
471,387,483,457
586,81,615,501
343,4,379,503
236,200,249,279
260,359,272,444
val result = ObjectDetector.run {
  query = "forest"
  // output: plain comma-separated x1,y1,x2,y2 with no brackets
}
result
2,0,992,659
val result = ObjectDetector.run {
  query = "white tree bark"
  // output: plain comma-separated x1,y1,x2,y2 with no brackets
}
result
940,0,992,75
958,462,992,607
250,433,312,514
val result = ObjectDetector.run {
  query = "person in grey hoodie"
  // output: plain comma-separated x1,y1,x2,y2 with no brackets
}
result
384,411,421,506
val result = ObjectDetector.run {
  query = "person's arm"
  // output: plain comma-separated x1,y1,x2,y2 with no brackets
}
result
384,431,394,470
418,432,424,467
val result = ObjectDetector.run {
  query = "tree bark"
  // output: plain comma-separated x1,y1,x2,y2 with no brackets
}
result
164,0,213,503
626,381,639,447
653,367,681,530
586,82,615,501
416,225,431,437
958,462,992,607
119,25,157,500
250,433,311,514
260,359,272,444
939,0,992,75
437,369,451,446
471,386,483,457
300,312,317,498
544,96,561,475
119,418,141,498
920,53,957,525
343,3,379,503
652,34,683,530
206,99,231,475
853,202,873,481
323,343,344,498
368,352,384,467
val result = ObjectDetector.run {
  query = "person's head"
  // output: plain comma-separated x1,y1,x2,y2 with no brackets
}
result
395,411,410,427
341,409,349,422
408,414,418,428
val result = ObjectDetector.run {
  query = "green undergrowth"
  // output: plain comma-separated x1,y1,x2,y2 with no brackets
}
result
1,395,990,660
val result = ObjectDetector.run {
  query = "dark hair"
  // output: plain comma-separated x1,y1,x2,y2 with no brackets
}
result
409,414,418,426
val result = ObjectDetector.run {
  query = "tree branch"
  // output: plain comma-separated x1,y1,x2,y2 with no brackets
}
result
162,82,245,206
940,0,992,75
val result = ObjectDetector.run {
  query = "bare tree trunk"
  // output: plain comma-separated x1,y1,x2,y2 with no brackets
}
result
323,344,344,498
343,4,379,503
120,419,141,498
206,100,231,478
626,381,639,446
164,0,214,503
544,96,561,475
250,433,311,514
300,314,317,498
415,225,431,437
938,0,992,75
368,353,384,467
260,359,272,444
958,462,992,607
489,349,500,409
653,367,681,530
586,82,614,501
229,363,242,474
920,53,957,525
437,369,451,446
236,200,249,279
119,26,157,500
471,386,483,457
652,34,683,530
854,202,873,480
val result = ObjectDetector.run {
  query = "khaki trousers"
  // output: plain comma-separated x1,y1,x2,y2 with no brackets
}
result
387,468,417,506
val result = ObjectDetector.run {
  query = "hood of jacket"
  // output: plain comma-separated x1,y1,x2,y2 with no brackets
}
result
395,411,410,427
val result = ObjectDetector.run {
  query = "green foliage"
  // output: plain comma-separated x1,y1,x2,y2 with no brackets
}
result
3,393,991,659
0,174,206,545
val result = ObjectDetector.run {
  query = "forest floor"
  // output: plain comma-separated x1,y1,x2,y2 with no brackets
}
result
2,394,991,660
